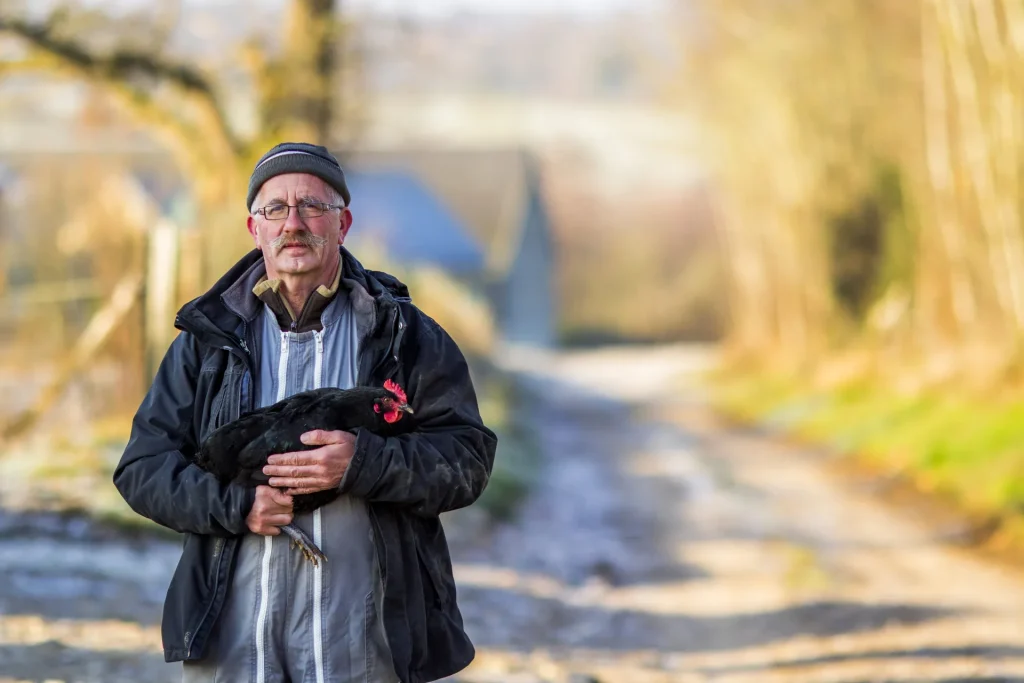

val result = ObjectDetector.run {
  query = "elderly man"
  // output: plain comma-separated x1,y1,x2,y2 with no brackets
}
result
113,142,496,683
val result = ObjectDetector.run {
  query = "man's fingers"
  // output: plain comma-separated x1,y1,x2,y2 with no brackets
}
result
263,464,317,478
284,487,324,496
270,489,293,507
248,486,295,535
265,452,314,466
255,485,291,507
268,477,324,489
299,429,349,446
265,513,293,527
254,514,293,535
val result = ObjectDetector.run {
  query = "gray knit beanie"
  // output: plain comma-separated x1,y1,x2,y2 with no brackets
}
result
246,142,351,211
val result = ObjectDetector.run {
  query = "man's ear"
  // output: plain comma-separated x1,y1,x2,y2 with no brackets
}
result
338,207,353,244
247,215,261,249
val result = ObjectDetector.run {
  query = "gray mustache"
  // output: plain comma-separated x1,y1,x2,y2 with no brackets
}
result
270,231,329,252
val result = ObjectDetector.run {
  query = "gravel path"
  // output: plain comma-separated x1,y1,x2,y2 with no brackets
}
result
3,345,1024,683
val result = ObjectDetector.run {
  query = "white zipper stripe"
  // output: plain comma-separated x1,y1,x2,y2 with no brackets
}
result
277,332,291,402
256,332,290,683
312,329,326,683
313,331,324,390
313,508,325,683
255,535,273,683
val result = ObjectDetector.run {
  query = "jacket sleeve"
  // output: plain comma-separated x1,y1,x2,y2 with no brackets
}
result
341,312,498,517
113,333,255,536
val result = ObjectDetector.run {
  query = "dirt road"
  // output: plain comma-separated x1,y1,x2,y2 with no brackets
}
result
446,345,1024,683
3,345,1024,682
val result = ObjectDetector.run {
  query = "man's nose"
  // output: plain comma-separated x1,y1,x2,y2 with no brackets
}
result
283,205,306,229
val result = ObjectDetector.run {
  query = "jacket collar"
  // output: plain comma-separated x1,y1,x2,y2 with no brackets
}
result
252,257,344,332
175,246,408,343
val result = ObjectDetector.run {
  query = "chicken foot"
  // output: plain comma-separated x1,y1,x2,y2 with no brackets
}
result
280,523,328,566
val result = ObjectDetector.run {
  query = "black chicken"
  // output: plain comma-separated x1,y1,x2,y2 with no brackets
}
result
194,380,413,566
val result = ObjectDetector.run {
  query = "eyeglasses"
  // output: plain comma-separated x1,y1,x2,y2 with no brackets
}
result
254,201,342,220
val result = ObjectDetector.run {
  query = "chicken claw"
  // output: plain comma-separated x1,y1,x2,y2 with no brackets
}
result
280,523,327,566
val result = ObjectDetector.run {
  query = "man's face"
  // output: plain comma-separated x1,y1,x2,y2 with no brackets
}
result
246,173,353,280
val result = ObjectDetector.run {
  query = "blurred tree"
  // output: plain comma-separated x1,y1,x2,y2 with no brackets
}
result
678,0,1024,379
0,0,353,288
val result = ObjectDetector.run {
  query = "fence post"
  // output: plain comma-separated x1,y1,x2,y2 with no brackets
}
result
145,219,180,380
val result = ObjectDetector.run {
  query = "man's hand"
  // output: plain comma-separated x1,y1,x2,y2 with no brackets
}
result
263,430,356,495
246,485,293,536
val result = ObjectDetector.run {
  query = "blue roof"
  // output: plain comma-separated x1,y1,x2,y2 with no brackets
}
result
344,170,485,272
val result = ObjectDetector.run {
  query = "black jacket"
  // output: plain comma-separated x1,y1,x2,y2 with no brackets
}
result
113,247,497,682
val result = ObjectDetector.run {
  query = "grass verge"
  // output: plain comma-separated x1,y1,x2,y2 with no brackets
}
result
706,365,1024,550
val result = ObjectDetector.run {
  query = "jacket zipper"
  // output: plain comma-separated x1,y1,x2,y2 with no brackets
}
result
185,536,226,658
313,331,324,390
254,331,291,683
312,329,326,683
182,317,251,658
364,307,400,677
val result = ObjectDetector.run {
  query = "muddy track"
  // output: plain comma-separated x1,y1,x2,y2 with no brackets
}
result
3,345,1024,683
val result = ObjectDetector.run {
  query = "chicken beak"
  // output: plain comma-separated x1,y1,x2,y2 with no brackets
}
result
399,403,414,415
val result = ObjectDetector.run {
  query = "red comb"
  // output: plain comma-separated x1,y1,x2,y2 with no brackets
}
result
383,378,407,404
